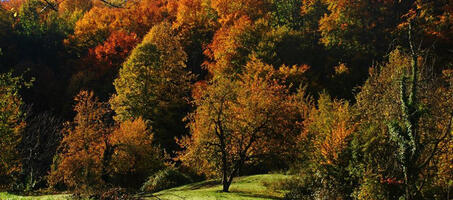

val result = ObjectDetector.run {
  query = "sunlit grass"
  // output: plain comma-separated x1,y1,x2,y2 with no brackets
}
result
0,192,70,200
0,174,290,200
144,174,291,200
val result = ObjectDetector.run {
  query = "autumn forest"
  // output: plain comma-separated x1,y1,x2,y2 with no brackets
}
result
0,0,452,199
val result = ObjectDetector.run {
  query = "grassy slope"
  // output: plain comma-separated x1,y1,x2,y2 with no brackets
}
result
0,192,70,200
0,174,290,200
143,174,290,200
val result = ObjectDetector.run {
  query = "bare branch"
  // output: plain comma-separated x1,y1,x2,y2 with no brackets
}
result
42,0,58,11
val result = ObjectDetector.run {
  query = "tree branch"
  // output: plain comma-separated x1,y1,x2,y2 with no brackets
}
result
42,0,58,12
418,113,452,170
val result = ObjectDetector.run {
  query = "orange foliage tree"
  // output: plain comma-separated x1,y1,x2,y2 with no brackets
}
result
179,58,303,192
92,30,140,68
305,93,356,165
107,117,162,187
211,0,270,25
48,91,112,190
299,92,356,199
49,91,162,190
67,0,166,50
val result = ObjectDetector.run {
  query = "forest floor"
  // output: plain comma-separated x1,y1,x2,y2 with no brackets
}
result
0,174,290,200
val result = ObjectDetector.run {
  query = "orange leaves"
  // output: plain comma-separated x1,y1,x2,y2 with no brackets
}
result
49,91,111,190
69,0,166,49
180,58,303,178
58,0,93,14
93,31,139,66
108,117,159,178
204,16,253,73
211,0,269,25
306,93,356,165
50,91,161,189
172,0,216,30
0,0,26,11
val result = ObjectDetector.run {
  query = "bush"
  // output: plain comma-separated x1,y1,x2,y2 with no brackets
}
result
140,168,193,193
283,176,317,200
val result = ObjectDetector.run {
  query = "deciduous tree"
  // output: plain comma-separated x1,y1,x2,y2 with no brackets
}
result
111,22,193,152
179,59,302,192
49,91,112,191
0,71,32,186
354,48,453,199
107,117,163,187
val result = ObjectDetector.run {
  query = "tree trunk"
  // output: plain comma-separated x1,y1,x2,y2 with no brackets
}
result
101,142,115,183
221,143,230,192
222,177,232,192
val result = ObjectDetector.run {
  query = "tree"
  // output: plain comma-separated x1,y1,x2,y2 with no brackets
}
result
18,110,63,191
48,91,112,191
354,47,453,199
386,26,453,199
58,0,93,14
317,0,404,56
300,92,357,199
67,30,140,102
111,21,193,152
67,0,166,51
170,0,217,82
107,117,163,187
3,0,79,118
307,93,355,166
0,71,32,186
269,0,303,29
50,91,163,190
210,0,271,25
179,59,302,192
93,30,139,68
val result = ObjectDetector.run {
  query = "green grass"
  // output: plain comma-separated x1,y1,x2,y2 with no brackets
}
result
142,174,291,200
0,174,290,200
0,192,70,200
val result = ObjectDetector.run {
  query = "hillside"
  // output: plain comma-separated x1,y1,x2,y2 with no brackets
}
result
0,174,290,200
144,174,291,200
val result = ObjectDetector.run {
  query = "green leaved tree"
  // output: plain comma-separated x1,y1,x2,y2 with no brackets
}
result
110,21,193,152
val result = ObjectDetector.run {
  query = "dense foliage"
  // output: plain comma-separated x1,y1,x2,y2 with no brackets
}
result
0,0,451,199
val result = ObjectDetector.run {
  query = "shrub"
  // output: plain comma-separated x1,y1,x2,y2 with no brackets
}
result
283,175,318,200
141,168,193,193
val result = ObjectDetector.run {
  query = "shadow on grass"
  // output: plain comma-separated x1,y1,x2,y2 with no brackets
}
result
185,179,221,190
141,193,185,200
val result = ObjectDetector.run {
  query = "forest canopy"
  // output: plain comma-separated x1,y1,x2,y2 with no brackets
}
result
0,0,451,199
